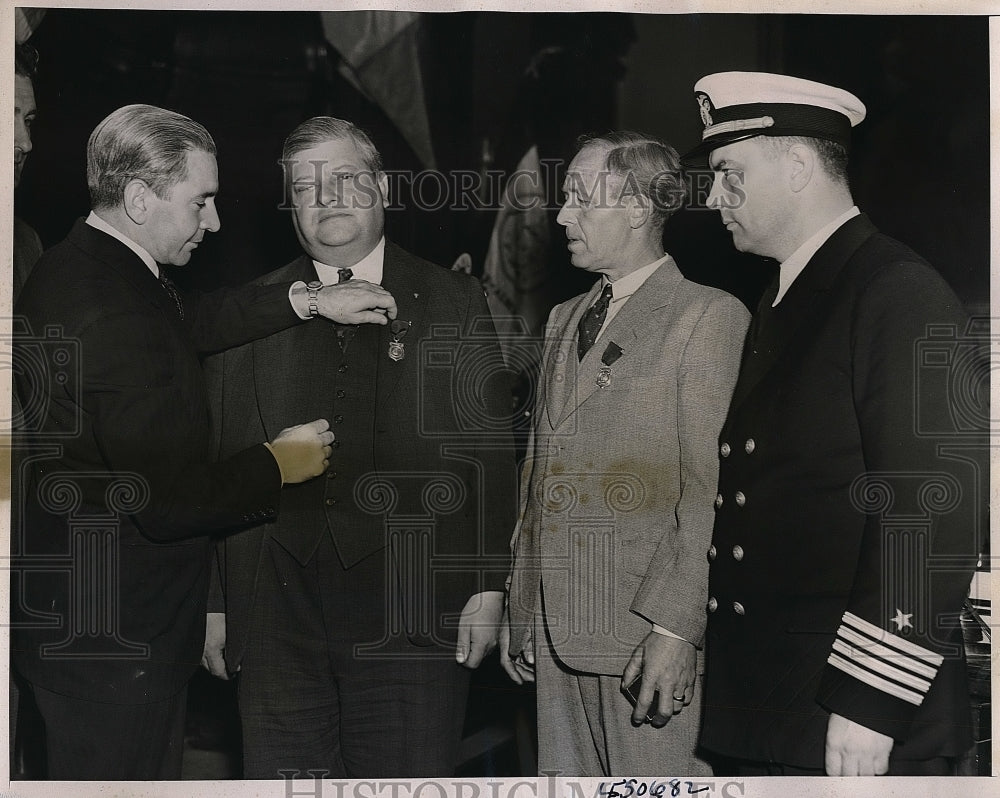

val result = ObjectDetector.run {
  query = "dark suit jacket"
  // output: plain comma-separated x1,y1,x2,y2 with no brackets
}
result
207,242,518,670
702,214,983,766
12,219,303,705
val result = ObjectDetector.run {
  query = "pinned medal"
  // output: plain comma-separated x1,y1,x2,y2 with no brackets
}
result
596,341,624,388
388,319,412,362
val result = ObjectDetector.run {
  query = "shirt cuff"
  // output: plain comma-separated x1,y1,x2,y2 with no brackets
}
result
288,280,310,320
651,624,687,642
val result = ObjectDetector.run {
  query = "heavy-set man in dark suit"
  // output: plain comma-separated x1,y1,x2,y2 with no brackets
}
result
502,132,749,775
12,104,397,780
683,72,984,776
202,117,518,778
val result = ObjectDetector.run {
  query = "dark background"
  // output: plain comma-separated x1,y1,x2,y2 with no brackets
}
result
11,9,991,779
16,12,989,316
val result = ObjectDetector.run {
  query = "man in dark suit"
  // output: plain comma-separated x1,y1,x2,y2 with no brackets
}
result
202,117,518,778
12,103,398,780
502,132,748,775
683,72,984,776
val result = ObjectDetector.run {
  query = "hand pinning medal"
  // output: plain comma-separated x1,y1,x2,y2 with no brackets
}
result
597,342,624,387
388,319,412,361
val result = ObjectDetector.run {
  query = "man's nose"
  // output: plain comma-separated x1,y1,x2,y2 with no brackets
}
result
556,202,574,227
706,172,726,210
202,202,221,233
317,178,341,207
14,117,32,154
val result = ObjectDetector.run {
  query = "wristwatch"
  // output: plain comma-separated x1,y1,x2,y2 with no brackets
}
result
306,280,323,317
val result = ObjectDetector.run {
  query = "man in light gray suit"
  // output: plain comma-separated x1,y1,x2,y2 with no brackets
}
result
501,132,749,776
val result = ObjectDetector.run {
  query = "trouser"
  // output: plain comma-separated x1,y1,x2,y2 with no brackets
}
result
237,534,470,778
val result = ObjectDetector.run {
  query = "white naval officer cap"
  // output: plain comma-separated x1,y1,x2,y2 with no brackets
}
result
681,71,866,164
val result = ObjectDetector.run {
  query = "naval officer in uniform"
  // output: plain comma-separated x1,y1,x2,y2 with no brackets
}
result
683,72,984,776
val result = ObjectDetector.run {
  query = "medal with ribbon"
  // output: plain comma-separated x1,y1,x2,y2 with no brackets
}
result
596,341,624,387
388,320,412,361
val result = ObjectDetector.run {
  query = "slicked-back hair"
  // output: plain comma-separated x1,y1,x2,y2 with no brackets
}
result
281,117,383,175
87,104,216,211
577,131,686,233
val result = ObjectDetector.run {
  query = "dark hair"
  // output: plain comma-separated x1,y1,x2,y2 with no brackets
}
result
15,43,38,79
761,135,849,185
87,104,217,210
281,117,383,174
577,131,686,231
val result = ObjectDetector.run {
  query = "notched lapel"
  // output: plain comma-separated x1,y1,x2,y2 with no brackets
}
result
546,283,600,429
565,259,683,422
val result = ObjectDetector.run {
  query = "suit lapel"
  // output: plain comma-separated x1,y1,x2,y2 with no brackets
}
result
559,259,684,424
70,219,177,319
727,213,878,414
251,256,325,439
545,283,600,429
375,242,429,413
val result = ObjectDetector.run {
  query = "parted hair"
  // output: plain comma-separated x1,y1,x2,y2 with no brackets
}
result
577,131,686,231
281,117,383,174
87,104,216,210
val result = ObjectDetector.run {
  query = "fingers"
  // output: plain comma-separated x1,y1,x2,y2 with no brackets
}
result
270,418,335,484
500,653,524,685
315,281,398,324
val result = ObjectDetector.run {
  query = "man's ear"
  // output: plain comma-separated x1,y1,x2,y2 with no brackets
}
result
378,171,390,209
626,193,650,229
787,143,815,193
123,179,151,224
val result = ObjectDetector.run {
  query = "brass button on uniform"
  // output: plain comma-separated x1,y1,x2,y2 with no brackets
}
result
735,491,746,507
325,497,338,507
732,545,744,561
733,601,746,616
708,545,717,561
707,597,718,613
720,442,731,458
336,389,346,399
714,493,724,509
744,438,756,454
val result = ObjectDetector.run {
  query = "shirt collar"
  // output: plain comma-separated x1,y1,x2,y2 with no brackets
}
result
773,206,860,306
602,253,670,300
86,211,160,278
312,238,385,285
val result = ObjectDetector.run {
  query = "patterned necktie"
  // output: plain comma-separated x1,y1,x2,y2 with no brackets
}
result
577,284,613,360
335,268,355,351
158,269,185,320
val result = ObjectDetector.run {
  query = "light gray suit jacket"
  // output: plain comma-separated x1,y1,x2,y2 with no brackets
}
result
507,257,749,675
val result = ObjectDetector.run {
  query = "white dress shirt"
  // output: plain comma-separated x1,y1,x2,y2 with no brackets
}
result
773,206,860,306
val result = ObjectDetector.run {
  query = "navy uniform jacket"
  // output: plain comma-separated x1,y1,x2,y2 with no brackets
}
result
701,213,984,767
12,219,302,705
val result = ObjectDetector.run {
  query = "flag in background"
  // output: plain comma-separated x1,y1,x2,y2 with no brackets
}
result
320,11,435,169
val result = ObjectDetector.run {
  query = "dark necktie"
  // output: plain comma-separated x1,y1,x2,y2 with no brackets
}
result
158,269,185,320
577,284,613,360
335,267,355,351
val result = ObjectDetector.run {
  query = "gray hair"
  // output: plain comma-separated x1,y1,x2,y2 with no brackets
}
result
87,104,216,210
577,131,686,231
